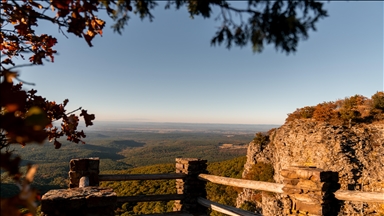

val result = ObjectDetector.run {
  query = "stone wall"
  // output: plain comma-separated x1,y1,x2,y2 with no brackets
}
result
41,187,116,216
280,167,340,216
237,120,384,215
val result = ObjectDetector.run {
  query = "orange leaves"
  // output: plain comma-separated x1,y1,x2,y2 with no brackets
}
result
1,70,18,83
2,0,107,65
2,13,58,65
39,35,58,62
286,92,384,125
1,40,22,55
91,17,106,34
51,0,71,11
49,0,106,46
0,152,22,179
23,34,58,64
68,14,87,36
0,81,95,149
83,16,106,46
14,23,32,36
83,34,93,47
0,164,40,216
29,51,45,64
80,109,95,127
312,102,338,122
1,1,99,215
64,114,80,133
45,36,58,49
54,139,61,149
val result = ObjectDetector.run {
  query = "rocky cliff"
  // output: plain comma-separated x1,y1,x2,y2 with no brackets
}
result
237,119,384,215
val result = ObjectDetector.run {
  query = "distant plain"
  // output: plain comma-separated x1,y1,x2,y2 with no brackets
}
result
1,122,279,197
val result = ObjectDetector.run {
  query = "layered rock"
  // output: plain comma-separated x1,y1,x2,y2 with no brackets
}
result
237,119,384,215
41,187,116,216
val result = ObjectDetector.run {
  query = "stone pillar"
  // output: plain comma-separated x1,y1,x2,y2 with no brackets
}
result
173,158,208,215
281,166,340,216
41,187,116,216
69,158,99,188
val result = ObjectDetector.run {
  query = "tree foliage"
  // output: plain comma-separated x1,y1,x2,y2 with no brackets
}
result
1,0,328,215
285,106,315,122
98,157,247,216
253,132,269,146
286,92,384,125
166,0,328,53
243,162,274,182
312,102,338,123
240,162,274,211
372,91,384,111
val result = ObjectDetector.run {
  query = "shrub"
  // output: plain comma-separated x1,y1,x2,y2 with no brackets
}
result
253,132,269,145
313,102,337,122
286,106,315,122
243,162,274,182
240,201,257,212
372,91,384,111
300,106,316,118
339,95,366,123
285,92,384,125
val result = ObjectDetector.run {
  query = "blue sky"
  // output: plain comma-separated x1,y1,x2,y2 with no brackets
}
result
19,1,383,125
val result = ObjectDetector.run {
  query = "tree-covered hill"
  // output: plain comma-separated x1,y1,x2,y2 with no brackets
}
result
100,156,247,216
1,131,253,196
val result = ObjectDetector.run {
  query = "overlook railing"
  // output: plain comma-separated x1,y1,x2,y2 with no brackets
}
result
41,158,384,216
99,173,187,203
197,173,384,203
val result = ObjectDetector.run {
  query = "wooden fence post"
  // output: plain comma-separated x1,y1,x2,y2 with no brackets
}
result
69,158,100,188
174,158,208,215
281,166,341,216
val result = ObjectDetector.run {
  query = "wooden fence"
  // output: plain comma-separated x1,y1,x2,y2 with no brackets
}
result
41,158,384,216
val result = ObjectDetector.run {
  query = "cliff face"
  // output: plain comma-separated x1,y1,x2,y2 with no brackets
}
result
237,119,384,215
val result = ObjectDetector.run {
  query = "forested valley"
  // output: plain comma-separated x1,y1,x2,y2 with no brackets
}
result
0,124,276,215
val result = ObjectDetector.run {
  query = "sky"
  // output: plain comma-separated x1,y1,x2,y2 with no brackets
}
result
18,1,383,125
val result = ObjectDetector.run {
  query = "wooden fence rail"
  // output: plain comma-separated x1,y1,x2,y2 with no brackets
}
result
198,174,384,203
198,174,284,194
334,190,384,203
99,173,187,181
117,194,185,203
197,197,261,216
99,173,262,215
42,158,384,216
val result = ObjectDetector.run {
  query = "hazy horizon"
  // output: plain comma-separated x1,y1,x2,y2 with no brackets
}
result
78,120,280,134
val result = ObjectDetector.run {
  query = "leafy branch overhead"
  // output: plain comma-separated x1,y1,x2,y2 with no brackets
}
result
1,0,327,215
1,0,328,68
114,0,328,53
0,74,95,215
181,0,328,53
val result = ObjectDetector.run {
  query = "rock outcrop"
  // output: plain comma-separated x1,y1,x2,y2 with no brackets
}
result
41,187,116,216
237,119,384,215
